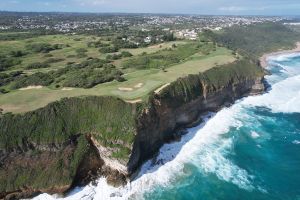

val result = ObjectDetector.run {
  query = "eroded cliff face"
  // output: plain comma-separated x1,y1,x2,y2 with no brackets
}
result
128,65,265,174
0,96,136,200
0,60,266,200
0,135,101,200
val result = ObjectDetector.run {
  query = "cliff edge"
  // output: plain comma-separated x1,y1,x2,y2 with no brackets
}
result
0,59,265,199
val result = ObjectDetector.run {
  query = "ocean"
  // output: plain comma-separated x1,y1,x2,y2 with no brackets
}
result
35,52,300,200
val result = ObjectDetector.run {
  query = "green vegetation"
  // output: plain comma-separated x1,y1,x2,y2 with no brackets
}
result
26,42,64,53
0,42,235,113
0,134,91,193
0,71,22,87
12,72,54,89
62,64,123,88
0,96,137,154
99,46,119,53
1,22,286,196
106,51,133,61
3,14,299,198
0,55,22,71
0,31,49,41
157,58,264,108
203,23,300,58
0,95,139,193
122,42,216,69
26,62,50,69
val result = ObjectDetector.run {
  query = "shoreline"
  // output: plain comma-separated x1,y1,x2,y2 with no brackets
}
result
260,42,300,68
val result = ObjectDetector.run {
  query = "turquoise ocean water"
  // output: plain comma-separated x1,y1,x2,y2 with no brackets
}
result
143,53,300,200
35,53,300,200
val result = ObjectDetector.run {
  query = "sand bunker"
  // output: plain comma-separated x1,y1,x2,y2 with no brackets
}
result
118,87,133,91
19,85,43,91
134,83,143,88
61,87,74,91
125,99,142,104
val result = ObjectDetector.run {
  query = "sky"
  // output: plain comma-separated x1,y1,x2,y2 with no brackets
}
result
0,0,300,15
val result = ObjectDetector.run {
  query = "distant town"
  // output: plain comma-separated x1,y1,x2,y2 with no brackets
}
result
0,12,290,42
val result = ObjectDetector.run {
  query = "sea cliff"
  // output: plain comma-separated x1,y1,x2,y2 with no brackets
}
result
0,59,265,200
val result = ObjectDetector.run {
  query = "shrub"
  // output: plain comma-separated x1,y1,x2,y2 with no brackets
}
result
0,56,22,71
75,48,88,54
203,23,300,58
87,41,110,48
26,62,50,69
99,46,119,53
44,53,53,57
0,88,9,94
44,58,65,64
10,50,27,57
26,43,54,53
122,43,199,69
63,64,123,88
12,72,54,89
121,51,133,57
76,53,87,58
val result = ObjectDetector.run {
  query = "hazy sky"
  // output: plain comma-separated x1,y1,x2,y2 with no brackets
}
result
1,0,300,15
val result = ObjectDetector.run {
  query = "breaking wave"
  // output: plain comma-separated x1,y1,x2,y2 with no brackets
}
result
34,52,300,200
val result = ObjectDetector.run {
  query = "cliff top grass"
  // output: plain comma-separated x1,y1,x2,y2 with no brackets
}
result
0,33,236,113
0,96,138,159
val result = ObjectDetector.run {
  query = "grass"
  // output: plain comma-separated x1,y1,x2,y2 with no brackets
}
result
0,45,235,113
121,41,187,56
0,34,104,73
0,33,236,113
0,35,187,74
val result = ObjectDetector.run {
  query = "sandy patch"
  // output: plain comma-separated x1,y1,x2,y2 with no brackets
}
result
61,87,74,91
19,85,43,91
154,83,170,94
260,42,300,68
118,87,133,91
134,83,143,88
125,99,142,104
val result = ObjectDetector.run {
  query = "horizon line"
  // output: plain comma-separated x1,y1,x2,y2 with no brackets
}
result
0,10,298,17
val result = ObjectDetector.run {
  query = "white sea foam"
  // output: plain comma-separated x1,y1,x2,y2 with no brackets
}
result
268,52,300,62
292,140,300,145
243,74,300,113
34,52,300,200
251,131,260,139
34,106,254,200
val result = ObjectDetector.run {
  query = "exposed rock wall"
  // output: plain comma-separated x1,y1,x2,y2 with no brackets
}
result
0,60,265,199
129,76,265,173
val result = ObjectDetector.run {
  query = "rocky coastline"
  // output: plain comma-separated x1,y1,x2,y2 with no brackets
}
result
0,60,266,200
